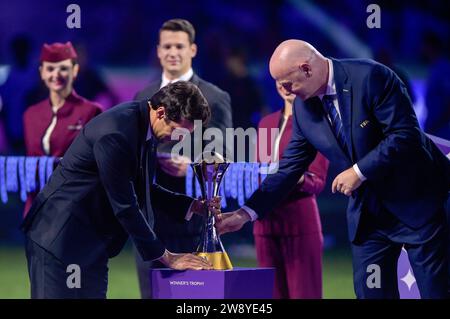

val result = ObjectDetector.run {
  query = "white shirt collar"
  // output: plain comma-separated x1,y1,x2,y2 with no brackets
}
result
318,59,337,100
160,68,194,88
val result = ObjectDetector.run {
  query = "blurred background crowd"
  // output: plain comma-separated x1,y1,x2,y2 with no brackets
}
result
0,0,448,298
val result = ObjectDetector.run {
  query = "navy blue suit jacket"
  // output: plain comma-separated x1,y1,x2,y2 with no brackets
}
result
21,100,194,266
246,58,450,241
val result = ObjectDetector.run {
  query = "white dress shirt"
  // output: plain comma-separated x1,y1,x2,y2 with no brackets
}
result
160,68,194,89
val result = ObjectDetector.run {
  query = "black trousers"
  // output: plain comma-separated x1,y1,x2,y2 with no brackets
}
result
25,238,108,299
352,207,448,299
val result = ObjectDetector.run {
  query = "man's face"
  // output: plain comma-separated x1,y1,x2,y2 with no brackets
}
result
276,81,296,104
157,31,197,77
151,106,195,143
274,66,315,101
40,59,78,93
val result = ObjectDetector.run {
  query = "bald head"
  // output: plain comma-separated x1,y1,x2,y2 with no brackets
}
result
269,40,320,76
269,40,328,100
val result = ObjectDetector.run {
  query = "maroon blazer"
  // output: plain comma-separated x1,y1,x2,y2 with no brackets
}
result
23,90,102,214
23,90,102,157
253,110,329,236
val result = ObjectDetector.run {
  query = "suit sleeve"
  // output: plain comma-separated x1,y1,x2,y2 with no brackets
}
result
93,133,165,261
245,99,317,219
150,183,194,222
356,64,423,181
133,90,144,101
134,86,153,101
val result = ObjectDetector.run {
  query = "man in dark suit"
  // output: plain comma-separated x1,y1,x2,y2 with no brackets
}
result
216,40,450,299
134,19,232,298
22,81,215,298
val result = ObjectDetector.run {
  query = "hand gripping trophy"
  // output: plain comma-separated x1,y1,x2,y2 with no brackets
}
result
191,152,233,270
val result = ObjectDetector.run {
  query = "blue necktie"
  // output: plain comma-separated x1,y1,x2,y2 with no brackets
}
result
322,95,348,156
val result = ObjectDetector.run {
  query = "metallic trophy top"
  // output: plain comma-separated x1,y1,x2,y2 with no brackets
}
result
192,151,227,164
191,152,229,199
190,151,233,270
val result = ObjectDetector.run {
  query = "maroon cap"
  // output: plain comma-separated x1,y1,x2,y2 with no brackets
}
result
39,41,77,62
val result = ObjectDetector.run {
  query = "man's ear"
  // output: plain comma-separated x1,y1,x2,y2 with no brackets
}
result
156,106,166,119
156,44,162,60
190,43,197,58
300,63,312,77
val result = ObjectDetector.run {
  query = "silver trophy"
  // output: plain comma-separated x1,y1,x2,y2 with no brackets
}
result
191,152,233,270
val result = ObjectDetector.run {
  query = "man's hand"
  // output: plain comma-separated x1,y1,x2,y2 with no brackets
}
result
190,196,222,216
157,155,190,177
214,208,251,235
332,167,363,196
158,250,213,270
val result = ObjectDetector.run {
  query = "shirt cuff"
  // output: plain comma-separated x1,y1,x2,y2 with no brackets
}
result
154,249,168,262
353,164,367,182
185,200,195,221
241,205,258,222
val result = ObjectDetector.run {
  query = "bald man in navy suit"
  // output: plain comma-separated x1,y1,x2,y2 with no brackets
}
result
216,40,450,299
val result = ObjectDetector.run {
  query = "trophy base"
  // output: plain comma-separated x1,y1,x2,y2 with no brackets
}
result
196,252,233,270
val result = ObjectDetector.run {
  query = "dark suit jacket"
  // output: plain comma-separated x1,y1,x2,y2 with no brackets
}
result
21,100,194,266
246,58,450,242
134,73,232,245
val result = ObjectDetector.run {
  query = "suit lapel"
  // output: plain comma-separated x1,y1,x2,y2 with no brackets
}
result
332,58,354,162
136,100,150,211
138,100,150,162
148,81,161,96
303,97,348,161
190,73,200,86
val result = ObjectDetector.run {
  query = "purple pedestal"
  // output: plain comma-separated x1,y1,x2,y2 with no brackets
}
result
151,267,275,299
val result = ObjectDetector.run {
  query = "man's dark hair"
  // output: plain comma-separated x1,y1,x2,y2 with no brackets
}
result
159,19,195,44
149,81,210,126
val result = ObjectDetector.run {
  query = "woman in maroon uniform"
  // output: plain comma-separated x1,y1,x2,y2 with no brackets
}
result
23,42,102,215
254,81,329,299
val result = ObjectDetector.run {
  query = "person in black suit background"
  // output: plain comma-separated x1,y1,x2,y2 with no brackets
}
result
22,81,217,298
216,40,450,299
134,19,232,298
